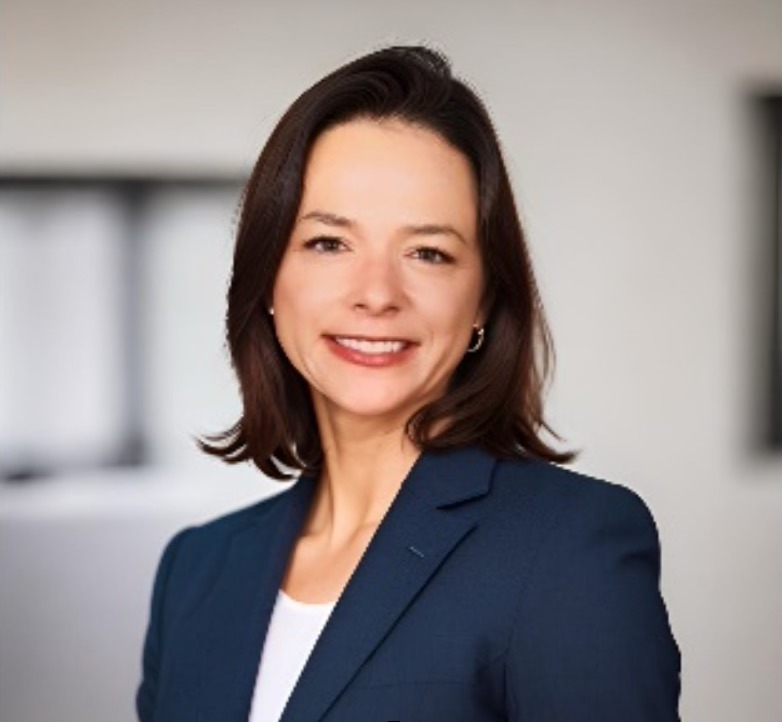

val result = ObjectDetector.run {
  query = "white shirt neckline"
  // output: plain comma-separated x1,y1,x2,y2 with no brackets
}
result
249,588,337,721
278,588,338,611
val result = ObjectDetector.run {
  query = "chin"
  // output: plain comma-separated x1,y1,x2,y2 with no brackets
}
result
326,392,421,423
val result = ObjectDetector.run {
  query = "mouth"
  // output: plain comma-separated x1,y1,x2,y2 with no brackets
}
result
327,335,416,356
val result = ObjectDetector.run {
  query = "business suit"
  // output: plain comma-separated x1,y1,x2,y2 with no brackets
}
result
137,444,681,721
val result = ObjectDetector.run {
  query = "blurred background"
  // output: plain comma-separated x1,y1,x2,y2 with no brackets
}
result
1,0,781,720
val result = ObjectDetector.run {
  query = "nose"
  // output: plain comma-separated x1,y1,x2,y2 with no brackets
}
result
350,253,405,315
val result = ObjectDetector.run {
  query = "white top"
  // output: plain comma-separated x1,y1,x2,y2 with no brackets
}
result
248,589,337,722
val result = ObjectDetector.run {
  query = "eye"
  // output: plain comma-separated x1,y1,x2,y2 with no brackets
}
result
302,235,347,253
410,246,454,264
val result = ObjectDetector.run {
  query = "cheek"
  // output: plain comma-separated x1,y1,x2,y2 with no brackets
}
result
271,270,306,356
274,263,313,323
418,281,481,331
274,260,342,312
272,267,337,361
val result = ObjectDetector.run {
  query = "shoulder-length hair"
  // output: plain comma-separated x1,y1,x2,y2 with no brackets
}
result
199,45,576,480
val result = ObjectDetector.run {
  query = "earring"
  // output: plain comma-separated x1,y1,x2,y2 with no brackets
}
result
466,324,485,353
268,307,275,316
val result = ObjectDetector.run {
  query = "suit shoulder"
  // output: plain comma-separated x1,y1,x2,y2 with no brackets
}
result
150,478,305,601
173,478,301,547
496,460,681,717
491,456,658,532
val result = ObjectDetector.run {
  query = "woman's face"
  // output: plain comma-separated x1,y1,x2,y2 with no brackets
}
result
272,118,485,431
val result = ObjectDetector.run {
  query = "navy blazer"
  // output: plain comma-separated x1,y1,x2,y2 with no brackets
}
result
136,445,681,721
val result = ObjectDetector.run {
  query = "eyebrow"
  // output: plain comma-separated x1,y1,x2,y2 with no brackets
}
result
298,210,468,245
299,211,354,228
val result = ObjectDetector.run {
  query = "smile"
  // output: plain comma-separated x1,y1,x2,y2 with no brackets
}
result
332,336,411,355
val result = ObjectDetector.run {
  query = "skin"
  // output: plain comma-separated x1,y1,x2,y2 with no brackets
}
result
271,118,485,585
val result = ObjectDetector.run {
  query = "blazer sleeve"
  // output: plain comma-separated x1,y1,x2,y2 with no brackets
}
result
504,483,681,721
136,528,192,722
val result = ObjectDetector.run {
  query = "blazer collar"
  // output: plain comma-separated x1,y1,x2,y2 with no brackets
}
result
194,443,497,722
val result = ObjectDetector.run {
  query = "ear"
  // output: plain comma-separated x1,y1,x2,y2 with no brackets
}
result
475,300,490,328
476,284,494,328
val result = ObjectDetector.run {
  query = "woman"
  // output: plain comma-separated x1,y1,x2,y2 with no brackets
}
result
137,46,681,721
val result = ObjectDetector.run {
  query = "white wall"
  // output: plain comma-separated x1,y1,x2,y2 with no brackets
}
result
1,0,781,720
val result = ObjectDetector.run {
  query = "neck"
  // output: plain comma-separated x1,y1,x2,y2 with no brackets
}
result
304,409,422,548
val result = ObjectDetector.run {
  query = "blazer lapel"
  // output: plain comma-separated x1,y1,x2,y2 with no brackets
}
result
194,474,317,722
280,444,497,721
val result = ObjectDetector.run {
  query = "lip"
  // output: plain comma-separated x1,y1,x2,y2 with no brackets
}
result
327,334,416,343
324,335,418,368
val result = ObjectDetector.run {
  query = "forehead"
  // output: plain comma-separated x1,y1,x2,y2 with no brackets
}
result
299,118,478,232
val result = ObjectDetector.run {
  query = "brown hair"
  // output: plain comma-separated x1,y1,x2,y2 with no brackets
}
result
199,45,576,480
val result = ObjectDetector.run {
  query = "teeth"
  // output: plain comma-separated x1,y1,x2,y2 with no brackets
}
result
334,337,409,355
